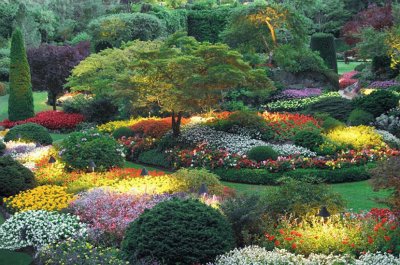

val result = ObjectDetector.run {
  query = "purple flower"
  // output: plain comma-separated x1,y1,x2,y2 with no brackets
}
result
369,80,399,89
273,88,322,100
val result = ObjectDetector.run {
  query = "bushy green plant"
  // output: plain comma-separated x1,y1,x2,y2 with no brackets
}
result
122,198,235,264
4,123,52,145
8,28,34,121
59,130,124,171
62,94,92,114
315,114,345,132
69,32,91,46
247,146,278,162
305,97,353,121
0,81,6,96
310,33,337,73
353,90,399,117
171,168,223,195
262,179,345,218
347,108,375,126
0,140,5,154
82,97,119,124
112,126,134,139
293,130,324,151
0,156,35,197
138,149,171,168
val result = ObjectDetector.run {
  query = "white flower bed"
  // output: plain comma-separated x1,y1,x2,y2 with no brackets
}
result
211,246,400,265
2,141,51,169
179,125,316,157
0,210,87,250
376,130,400,148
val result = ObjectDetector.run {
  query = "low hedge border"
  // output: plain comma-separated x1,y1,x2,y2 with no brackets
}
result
212,164,375,185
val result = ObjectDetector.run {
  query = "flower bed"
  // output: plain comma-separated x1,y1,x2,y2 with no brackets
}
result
369,80,399,89
0,111,84,130
272,88,322,101
266,92,341,111
340,71,358,89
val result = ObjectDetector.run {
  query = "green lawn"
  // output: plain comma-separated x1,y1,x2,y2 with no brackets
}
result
337,61,362,75
223,180,389,212
0,91,52,121
124,161,172,173
0,213,33,265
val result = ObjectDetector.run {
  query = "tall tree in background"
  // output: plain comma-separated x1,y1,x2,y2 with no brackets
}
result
8,28,34,121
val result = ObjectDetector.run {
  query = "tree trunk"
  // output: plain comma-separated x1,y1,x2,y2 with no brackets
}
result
171,111,182,138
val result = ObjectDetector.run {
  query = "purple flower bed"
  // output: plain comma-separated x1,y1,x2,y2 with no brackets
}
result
369,80,399,89
271,88,322,101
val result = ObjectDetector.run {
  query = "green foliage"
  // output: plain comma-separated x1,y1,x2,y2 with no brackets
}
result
305,97,354,121
356,27,389,60
274,44,327,73
69,32,91,45
0,82,6,96
293,130,324,151
247,146,278,162
88,13,166,50
172,168,223,194
347,108,375,126
62,94,92,114
8,28,34,122
149,6,187,35
0,47,10,82
213,165,372,185
0,156,35,197
81,97,119,124
0,141,5,155
353,90,399,117
4,123,53,145
112,126,134,139
220,194,271,247
187,7,231,43
310,33,337,73
138,149,171,168
122,198,235,264
316,114,345,132
0,3,18,40
262,179,345,218
59,130,124,171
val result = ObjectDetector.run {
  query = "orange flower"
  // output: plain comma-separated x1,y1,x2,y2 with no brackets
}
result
291,243,297,249
368,236,374,244
279,229,285,235
274,240,280,246
284,237,294,241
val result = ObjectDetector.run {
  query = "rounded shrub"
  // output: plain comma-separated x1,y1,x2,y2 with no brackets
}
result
354,90,399,117
247,146,278,162
112,126,135,139
310,33,338,73
4,123,52,145
122,198,235,264
293,130,324,151
305,97,354,121
347,109,375,126
0,156,35,197
59,130,124,171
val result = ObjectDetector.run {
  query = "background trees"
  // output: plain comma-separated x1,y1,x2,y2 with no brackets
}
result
8,28,34,121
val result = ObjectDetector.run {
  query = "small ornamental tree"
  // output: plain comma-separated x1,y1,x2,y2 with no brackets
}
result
8,28,34,121
27,41,90,109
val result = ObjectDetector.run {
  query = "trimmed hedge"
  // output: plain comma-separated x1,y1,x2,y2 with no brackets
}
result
213,165,373,185
138,149,171,168
310,33,338,73
4,123,52,145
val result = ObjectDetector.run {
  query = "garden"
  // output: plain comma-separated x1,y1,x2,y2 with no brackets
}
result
1,0,400,264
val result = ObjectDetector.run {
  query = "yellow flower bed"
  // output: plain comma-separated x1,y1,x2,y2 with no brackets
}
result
3,185,74,212
97,117,161,133
325,125,384,151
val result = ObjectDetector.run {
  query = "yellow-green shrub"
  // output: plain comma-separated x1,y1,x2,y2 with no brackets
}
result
97,117,161,133
324,126,384,150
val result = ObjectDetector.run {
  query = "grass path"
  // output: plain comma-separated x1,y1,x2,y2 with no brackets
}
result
337,61,362,75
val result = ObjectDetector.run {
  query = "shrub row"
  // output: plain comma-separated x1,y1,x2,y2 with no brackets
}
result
213,165,373,185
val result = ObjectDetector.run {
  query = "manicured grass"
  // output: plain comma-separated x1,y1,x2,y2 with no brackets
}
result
0,213,33,265
222,180,389,211
337,61,362,75
124,161,172,173
0,91,53,121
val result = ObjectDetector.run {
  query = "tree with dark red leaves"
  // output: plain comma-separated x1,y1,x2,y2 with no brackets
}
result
341,4,393,45
27,41,90,110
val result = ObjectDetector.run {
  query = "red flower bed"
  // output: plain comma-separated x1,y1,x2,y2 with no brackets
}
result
339,71,359,89
0,111,84,130
130,117,190,139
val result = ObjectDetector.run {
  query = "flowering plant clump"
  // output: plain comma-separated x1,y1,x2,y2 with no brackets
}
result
339,71,358,89
277,88,322,100
70,188,176,243
369,80,399,89
3,185,73,212
38,238,127,265
0,210,87,250
264,209,400,256
130,117,189,139
0,111,84,130
376,130,400,149
325,126,385,151
212,246,353,265
265,92,341,111
3,141,52,169
356,252,400,265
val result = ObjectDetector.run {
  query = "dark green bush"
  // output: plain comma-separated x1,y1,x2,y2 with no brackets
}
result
4,123,52,145
310,33,338,73
62,94,92,114
293,130,324,151
353,90,399,117
187,7,231,43
59,130,124,171
305,97,354,121
315,114,345,132
220,194,271,247
213,165,372,185
112,126,134,139
347,109,375,126
0,156,35,197
138,149,171,168
247,146,278,162
82,97,119,124
149,6,187,35
262,179,345,218
0,140,5,154
122,198,235,264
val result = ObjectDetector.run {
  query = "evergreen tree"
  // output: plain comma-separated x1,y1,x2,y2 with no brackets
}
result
8,28,34,121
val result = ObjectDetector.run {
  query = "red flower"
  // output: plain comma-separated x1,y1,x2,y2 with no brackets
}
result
384,236,391,241
279,229,285,235
388,250,393,253
284,237,294,241
368,236,374,244
291,243,297,249
274,240,280,246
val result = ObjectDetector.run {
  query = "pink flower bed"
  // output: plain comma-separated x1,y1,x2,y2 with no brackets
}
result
339,71,359,89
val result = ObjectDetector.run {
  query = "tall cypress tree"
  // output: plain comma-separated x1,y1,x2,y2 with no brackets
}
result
8,28,34,121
